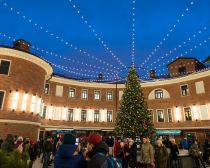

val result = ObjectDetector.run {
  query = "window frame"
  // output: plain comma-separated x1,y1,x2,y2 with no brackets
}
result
69,88,76,98
184,107,192,121
94,90,101,100
155,89,163,99
156,109,165,122
81,109,87,122
94,110,100,122
44,83,50,95
42,105,47,119
0,90,6,110
167,108,173,122
106,91,113,101
107,110,113,123
81,89,88,100
0,59,11,76
68,108,74,121
180,84,189,96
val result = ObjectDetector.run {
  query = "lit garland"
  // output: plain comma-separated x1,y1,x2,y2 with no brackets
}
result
0,32,118,79
31,45,118,78
68,0,126,68
141,1,195,67
1,1,121,71
146,26,208,70
131,0,135,65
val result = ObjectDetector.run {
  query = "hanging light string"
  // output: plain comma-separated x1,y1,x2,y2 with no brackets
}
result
140,1,195,67
144,26,208,71
131,0,135,66
68,0,126,69
151,36,210,72
0,32,119,79
31,45,118,78
1,1,121,71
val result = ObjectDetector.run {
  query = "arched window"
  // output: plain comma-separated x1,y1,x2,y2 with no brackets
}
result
155,89,163,99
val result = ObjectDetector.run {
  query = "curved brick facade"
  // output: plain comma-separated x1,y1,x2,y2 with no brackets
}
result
1,45,210,143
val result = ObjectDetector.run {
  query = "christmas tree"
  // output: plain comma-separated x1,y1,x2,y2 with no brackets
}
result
115,66,154,138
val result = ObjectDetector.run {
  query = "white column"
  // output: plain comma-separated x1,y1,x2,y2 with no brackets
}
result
47,105,53,119
87,109,94,122
62,107,68,120
74,108,81,121
30,95,37,112
192,105,199,120
36,98,42,114
175,106,181,121
21,93,28,111
11,91,19,110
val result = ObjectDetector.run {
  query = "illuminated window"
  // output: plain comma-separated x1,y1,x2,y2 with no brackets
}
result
81,89,88,99
157,109,164,122
44,83,50,94
181,85,189,96
94,110,100,122
81,110,87,122
167,109,173,122
21,93,28,111
69,88,76,98
184,107,192,121
0,60,10,75
94,90,101,100
107,110,113,122
68,109,74,121
155,89,163,99
107,91,113,100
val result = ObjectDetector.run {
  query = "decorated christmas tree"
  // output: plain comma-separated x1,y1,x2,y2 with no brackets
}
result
115,66,154,138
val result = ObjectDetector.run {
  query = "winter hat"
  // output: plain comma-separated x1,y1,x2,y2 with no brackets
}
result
17,136,23,141
87,132,102,145
63,133,76,144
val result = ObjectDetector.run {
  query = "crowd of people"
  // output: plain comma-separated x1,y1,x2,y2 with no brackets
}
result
0,133,209,168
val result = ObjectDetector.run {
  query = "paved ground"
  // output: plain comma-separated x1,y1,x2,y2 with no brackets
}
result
32,157,54,168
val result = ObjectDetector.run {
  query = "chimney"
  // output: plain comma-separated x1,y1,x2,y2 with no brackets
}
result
13,39,30,52
150,70,156,78
98,73,103,80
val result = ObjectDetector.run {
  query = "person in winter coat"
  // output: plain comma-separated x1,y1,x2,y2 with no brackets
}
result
155,140,168,168
140,136,154,168
1,134,14,153
127,139,137,168
189,140,206,168
28,140,37,168
180,137,189,150
86,132,109,168
170,139,179,168
113,137,124,166
54,133,86,168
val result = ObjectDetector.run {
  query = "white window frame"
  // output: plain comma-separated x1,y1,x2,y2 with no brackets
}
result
94,110,100,122
156,109,165,123
107,91,113,101
167,108,173,122
81,89,88,100
0,59,11,76
81,109,87,122
154,89,163,99
44,83,50,95
107,110,113,123
69,88,76,98
0,90,6,110
183,107,192,121
180,84,189,96
68,108,74,121
94,90,101,100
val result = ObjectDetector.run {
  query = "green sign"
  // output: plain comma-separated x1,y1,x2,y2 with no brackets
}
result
156,130,181,135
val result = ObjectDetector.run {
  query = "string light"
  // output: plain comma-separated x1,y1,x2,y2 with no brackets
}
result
1,1,120,71
131,0,135,65
141,1,195,67
31,45,118,78
68,0,126,68
147,26,208,69
0,32,119,80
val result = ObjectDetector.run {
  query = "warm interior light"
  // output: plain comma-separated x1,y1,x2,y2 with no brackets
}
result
193,104,199,120
87,109,93,122
21,93,28,111
36,98,41,114
12,91,19,110
74,108,80,121
30,95,36,112
175,106,181,121
48,106,53,119
62,107,67,120
101,109,107,122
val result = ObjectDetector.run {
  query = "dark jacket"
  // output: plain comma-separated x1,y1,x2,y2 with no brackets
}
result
54,144,86,168
170,144,179,160
87,141,109,168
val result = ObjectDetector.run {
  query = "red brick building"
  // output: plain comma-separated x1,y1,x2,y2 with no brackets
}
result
1,40,210,143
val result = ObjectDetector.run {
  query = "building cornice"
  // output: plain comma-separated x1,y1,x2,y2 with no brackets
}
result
0,47,53,80
0,119,41,126
51,69,210,88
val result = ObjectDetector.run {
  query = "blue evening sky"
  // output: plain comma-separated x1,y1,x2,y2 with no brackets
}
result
0,0,210,81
